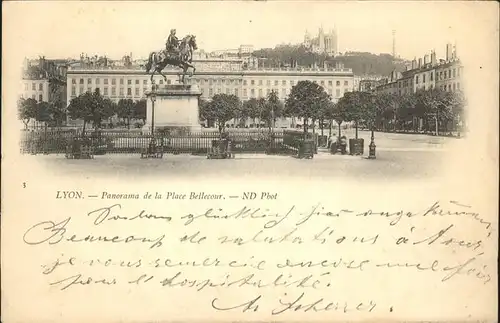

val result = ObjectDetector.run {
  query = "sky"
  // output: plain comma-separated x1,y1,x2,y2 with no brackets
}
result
3,1,497,61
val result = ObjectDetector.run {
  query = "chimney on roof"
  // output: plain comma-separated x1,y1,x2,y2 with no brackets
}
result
418,58,422,68
446,43,453,61
412,58,417,70
424,54,429,65
431,51,437,65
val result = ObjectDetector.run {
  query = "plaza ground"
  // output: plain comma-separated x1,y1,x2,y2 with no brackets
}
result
28,131,457,182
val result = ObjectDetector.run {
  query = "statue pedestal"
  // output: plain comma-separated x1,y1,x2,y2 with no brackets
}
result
143,84,202,133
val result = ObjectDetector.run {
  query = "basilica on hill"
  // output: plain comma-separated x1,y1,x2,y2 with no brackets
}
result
303,26,339,56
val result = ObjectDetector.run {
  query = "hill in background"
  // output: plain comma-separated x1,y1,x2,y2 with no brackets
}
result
252,44,408,76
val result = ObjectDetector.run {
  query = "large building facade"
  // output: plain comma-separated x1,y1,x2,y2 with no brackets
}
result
66,59,354,104
66,58,354,127
375,43,463,96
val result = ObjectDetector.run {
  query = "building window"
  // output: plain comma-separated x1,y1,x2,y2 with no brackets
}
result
266,80,271,86
423,74,426,83
344,81,349,86
88,78,92,84
430,72,433,81
111,88,116,96
135,88,139,96
234,88,239,96
251,89,255,97
159,80,164,84
32,83,36,90
448,84,452,91
273,80,278,86
243,89,247,97
104,79,108,85
453,69,456,78
71,86,76,95
119,79,124,85
104,88,108,95
217,88,221,94
320,80,325,86
243,80,247,85
126,80,131,85
209,89,213,96
328,80,333,86
143,80,147,85
111,79,116,85
127,88,132,96
290,80,295,86
32,94,36,100
135,79,140,85
251,80,255,85
79,78,84,84
336,81,340,86
38,94,43,102
452,83,456,91
226,88,230,95
167,80,171,85
119,88,124,96
87,87,92,93
79,87,84,94
96,79,100,85
71,79,76,85
416,76,419,84
444,71,447,79
282,80,286,86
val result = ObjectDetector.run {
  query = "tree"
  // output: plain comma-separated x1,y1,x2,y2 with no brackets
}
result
204,94,241,133
332,99,348,137
46,101,67,128
262,90,284,130
134,99,147,125
311,93,332,136
116,98,135,129
414,88,454,135
67,90,114,135
17,97,37,129
371,92,395,131
242,98,260,127
392,93,417,131
341,91,371,138
198,98,213,127
285,80,330,133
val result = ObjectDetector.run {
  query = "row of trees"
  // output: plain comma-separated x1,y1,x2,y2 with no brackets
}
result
199,90,284,132
18,90,148,131
199,80,465,137
17,98,66,129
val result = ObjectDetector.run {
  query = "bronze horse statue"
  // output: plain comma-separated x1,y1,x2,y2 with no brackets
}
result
145,35,197,84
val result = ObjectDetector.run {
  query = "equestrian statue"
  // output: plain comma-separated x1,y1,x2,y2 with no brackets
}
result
145,29,197,84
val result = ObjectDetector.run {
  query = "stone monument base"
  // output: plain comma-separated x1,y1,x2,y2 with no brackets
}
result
143,84,202,133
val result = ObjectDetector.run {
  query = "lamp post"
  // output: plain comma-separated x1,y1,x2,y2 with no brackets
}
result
368,96,376,159
150,84,157,148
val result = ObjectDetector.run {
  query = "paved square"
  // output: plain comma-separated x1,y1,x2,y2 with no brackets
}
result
28,131,456,181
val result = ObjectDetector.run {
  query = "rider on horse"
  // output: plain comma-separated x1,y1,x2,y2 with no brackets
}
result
165,29,180,58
